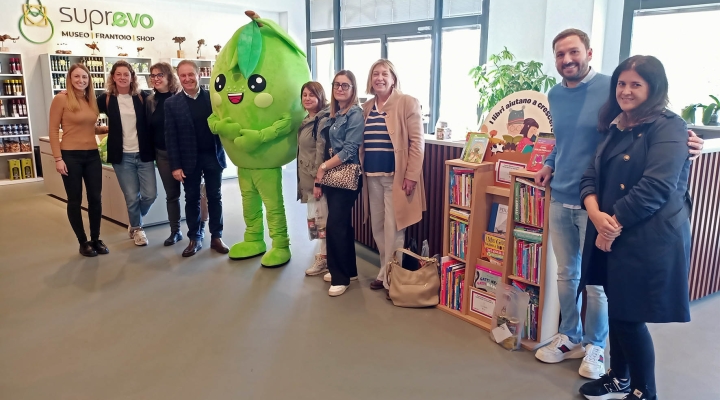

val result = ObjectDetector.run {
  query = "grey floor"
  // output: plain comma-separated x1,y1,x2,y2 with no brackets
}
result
1,167,718,400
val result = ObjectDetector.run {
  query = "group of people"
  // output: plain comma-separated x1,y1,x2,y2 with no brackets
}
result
48,27,704,400
296,59,426,297
49,59,229,258
532,29,703,400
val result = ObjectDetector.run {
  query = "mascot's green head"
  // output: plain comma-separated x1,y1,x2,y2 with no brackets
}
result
211,11,309,168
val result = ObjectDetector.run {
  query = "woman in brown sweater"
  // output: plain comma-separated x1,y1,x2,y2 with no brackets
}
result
49,63,110,257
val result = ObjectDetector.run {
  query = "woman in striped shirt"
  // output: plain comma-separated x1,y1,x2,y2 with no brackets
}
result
361,59,426,292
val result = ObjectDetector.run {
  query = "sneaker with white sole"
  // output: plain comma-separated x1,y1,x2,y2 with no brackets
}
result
328,285,348,296
323,272,358,283
535,333,585,363
622,389,656,400
133,228,148,246
580,344,606,379
305,254,328,276
128,226,135,239
579,369,631,400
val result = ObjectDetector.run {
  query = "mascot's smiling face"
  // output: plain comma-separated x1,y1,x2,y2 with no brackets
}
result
209,17,308,132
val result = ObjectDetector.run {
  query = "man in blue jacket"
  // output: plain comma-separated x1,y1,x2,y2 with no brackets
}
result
165,60,229,257
533,28,704,390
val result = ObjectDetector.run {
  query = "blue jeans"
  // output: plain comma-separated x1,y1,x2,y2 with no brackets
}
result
113,152,158,228
549,198,608,347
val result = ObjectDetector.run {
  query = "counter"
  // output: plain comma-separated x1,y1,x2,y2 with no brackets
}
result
39,137,183,227
352,132,720,301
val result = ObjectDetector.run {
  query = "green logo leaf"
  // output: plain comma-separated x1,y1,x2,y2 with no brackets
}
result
237,21,262,78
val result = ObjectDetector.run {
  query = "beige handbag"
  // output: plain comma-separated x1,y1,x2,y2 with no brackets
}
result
386,248,441,308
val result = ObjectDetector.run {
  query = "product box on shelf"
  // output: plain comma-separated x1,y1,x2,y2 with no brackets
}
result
21,158,33,179
4,137,20,153
8,159,21,180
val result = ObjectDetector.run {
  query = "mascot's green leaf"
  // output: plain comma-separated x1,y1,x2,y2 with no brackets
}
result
237,21,262,77
256,18,306,58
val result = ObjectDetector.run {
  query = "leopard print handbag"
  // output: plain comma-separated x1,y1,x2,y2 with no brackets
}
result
320,162,362,191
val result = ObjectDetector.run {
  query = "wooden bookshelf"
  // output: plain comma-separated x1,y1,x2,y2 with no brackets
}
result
504,169,559,351
439,161,560,352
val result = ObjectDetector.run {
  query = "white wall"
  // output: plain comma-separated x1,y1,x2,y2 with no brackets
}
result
2,0,306,142
487,0,621,80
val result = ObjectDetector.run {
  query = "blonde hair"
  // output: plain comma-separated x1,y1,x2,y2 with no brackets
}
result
65,63,99,115
330,70,359,117
150,62,181,94
300,81,328,113
366,59,400,95
106,60,139,96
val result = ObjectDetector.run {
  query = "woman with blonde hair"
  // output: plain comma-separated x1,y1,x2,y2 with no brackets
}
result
49,63,110,256
361,59,426,292
98,60,156,246
316,70,364,296
298,81,331,276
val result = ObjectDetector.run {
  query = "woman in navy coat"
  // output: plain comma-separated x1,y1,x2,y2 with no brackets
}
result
577,56,691,400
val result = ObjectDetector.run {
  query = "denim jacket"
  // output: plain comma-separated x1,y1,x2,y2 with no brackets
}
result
324,105,364,165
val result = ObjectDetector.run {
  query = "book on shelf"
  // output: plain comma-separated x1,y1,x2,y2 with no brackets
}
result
449,218,469,260
526,132,556,172
441,257,466,310
475,262,502,294
511,280,540,341
480,232,505,265
487,202,509,235
513,177,546,227
460,133,490,164
449,167,475,207
512,226,543,284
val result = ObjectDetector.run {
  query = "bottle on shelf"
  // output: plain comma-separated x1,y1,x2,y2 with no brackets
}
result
12,100,19,117
0,100,5,118
20,100,27,117
14,58,22,74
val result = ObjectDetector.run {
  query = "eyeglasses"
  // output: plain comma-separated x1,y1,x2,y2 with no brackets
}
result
149,73,165,80
332,82,353,91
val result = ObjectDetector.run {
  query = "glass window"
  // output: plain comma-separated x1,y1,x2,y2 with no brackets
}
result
342,39,382,102
630,7,720,114
387,35,432,131
438,26,482,133
310,0,334,32
341,0,434,29
311,41,336,99
443,0,483,18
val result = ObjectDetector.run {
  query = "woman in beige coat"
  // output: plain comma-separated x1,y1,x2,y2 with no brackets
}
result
361,59,426,291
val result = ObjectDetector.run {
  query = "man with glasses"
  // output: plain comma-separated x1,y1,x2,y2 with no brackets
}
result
165,60,229,257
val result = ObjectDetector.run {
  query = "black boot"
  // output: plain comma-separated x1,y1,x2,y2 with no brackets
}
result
79,241,98,257
164,231,183,246
91,239,109,254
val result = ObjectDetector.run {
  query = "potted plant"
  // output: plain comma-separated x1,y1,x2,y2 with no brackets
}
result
470,47,557,118
173,37,186,58
681,95,720,126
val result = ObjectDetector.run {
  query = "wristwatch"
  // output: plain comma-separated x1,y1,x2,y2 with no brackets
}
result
314,182,321,187
320,162,327,171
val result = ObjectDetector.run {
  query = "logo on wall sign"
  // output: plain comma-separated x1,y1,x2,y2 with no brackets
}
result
19,0,55,44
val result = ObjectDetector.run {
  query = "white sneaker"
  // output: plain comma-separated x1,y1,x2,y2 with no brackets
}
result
579,344,606,380
535,333,585,363
305,254,329,276
323,273,358,283
133,228,148,246
128,226,135,239
328,285,348,296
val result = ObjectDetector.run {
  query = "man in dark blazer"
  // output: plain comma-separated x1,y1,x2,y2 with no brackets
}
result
165,60,229,257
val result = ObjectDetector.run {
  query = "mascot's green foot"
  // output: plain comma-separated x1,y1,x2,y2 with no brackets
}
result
229,240,267,260
260,247,291,268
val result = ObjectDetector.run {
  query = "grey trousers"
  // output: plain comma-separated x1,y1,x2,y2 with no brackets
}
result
156,149,208,233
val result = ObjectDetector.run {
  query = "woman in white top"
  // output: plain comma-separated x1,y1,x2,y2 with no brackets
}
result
97,60,156,246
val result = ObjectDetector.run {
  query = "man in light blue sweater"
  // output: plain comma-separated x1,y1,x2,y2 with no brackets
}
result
533,29,704,388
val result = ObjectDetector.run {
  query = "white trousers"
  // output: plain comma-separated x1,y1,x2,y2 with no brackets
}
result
306,202,327,255
368,175,406,289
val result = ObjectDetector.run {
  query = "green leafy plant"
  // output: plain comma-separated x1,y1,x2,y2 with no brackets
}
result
681,95,720,125
470,47,557,115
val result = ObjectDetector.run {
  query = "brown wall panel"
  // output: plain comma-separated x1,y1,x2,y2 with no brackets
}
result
688,152,720,300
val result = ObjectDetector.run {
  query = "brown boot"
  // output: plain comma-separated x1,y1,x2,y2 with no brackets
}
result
210,238,229,254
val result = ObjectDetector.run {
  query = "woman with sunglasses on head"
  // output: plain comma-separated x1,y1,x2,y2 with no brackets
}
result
49,63,110,257
98,60,156,246
316,71,364,297
298,81,331,277
577,55,692,400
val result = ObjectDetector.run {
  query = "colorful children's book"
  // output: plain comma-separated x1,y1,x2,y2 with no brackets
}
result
461,133,490,164
527,132,556,172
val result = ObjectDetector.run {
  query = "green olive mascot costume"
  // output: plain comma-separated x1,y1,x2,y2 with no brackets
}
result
208,11,309,267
